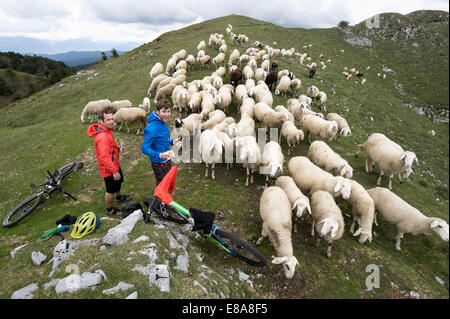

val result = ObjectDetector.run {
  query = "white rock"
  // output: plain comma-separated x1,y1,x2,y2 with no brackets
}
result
31,251,47,266
194,280,208,295
435,276,446,286
148,264,170,292
174,251,190,273
10,243,29,259
125,291,138,299
11,283,38,299
55,271,103,294
409,291,421,299
103,282,135,295
133,235,149,243
102,210,143,246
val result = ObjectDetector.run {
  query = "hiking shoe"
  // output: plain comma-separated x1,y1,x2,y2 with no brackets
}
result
115,194,132,203
106,207,120,216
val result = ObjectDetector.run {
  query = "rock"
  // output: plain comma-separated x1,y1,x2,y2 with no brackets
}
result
345,37,372,47
139,243,158,264
148,264,170,292
435,276,446,286
11,283,38,299
102,210,143,246
125,291,138,299
10,243,29,259
43,279,59,290
193,280,208,295
133,235,149,243
103,282,135,295
409,291,421,299
174,251,190,273
31,251,47,266
95,269,108,280
55,271,103,294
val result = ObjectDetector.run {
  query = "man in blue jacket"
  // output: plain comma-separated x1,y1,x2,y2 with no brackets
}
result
142,99,182,186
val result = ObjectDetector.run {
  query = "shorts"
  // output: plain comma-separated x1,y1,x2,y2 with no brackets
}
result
104,167,124,194
151,160,172,186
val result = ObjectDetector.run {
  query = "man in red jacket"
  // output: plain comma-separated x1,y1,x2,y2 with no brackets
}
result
87,109,131,215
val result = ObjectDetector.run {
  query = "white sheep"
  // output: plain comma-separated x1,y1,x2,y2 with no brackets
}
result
200,110,226,130
306,86,320,99
149,62,163,78
147,74,169,97
213,117,235,133
243,65,254,80
261,141,284,187
197,40,206,51
307,140,353,178
325,113,351,137
245,78,255,92
113,107,147,135
239,97,255,119
289,78,302,96
261,60,270,72
175,113,203,134
235,135,261,186
235,85,249,106
288,156,352,200
199,91,215,119
298,95,312,108
212,52,225,68
185,55,195,70
228,115,256,138
197,55,211,70
356,133,418,190
188,92,202,113
254,68,267,82
280,120,304,155
198,129,223,179
154,83,176,103
254,102,287,129
138,97,151,114
345,179,375,244
171,85,189,113
256,186,299,279
214,88,233,113
300,114,338,143
165,56,178,74
81,99,112,123
110,100,132,113
275,75,291,97
310,191,345,258
367,187,449,251
275,176,311,233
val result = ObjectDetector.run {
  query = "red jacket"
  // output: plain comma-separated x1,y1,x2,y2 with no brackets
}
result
87,124,120,178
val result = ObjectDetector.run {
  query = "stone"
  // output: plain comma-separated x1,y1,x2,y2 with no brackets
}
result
55,271,103,294
148,264,170,293
133,235,149,243
125,291,138,299
31,251,47,266
102,210,143,246
103,281,135,295
10,243,29,259
11,283,38,299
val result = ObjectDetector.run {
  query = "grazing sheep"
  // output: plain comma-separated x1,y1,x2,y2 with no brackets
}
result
214,66,226,77
298,95,313,108
367,187,449,251
275,176,311,233
199,91,215,119
310,191,345,258
288,156,352,200
235,85,249,106
198,129,224,179
274,105,294,122
307,140,353,178
188,92,202,113
261,60,270,72
254,68,267,82
300,114,339,143
171,86,190,113
261,141,284,187
356,133,418,190
110,100,132,113
197,40,206,51
81,99,112,123
256,186,299,279
175,60,187,71
264,71,278,92
271,59,279,70
113,107,147,135
138,97,151,114
219,43,228,53
165,56,178,74
154,83,176,103
228,49,240,66
213,52,225,68
235,135,261,186
289,78,302,96
213,117,235,133
149,62,164,78
280,120,304,155
185,54,195,70
251,85,273,107
345,179,374,244
306,86,320,99
200,110,226,130
245,78,256,92
317,91,327,111
214,88,233,113
254,102,287,128
197,55,211,70
175,113,203,134
325,113,351,137
147,74,169,97
228,115,256,138
275,75,291,97
239,97,256,119
230,68,243,87
243,65,254,80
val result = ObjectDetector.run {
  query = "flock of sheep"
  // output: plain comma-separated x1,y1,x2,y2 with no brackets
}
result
80,23,448,279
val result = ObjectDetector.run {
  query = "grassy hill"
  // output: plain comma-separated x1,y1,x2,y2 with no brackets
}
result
0,12,448,299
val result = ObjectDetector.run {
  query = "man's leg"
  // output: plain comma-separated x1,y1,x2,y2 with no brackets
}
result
105,192,115,209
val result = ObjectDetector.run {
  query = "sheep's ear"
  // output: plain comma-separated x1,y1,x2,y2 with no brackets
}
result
410,169,415,175
431,220,439,228
353,228,362,237
399,153,406,161
331,224,339,238
414,157,419,165
334,180,342,192
306,202,312,215
272,256,288,264
340,168,346,176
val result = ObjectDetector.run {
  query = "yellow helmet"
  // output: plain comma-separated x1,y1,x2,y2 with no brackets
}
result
71,212,100,239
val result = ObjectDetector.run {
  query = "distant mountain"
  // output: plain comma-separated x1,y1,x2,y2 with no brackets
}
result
25,51,126,68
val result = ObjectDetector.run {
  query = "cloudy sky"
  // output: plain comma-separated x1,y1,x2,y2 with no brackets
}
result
0,0,448,53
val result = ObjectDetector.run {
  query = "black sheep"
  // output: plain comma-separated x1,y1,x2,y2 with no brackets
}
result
309,68,316,78
230,68,243,87
356,72,364,77
271,60,279,71
265,71,278,91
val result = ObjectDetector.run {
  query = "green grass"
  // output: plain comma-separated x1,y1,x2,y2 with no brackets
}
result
0,13,448,299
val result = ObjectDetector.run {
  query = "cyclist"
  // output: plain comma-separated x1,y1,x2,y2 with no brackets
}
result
142,99,182,186
87,109,132,215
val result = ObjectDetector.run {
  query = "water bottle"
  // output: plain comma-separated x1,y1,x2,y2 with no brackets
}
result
119,140,125,152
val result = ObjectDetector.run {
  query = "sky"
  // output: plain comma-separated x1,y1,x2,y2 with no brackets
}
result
0,0,448,53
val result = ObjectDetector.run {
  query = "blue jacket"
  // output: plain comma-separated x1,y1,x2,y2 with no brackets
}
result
142,112,173,163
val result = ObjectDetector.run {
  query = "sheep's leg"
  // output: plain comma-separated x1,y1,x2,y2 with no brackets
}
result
245,167,249,186
118,122,123,131
250,168,255,184
125,123,130,133
315,237,321,248
265,175,269,188
311,220,315,237
350,217,356,234
205,163,209,178
373,212,378,227
388,173,394,190
256,224,268,246
327,241,332,258
395,231,404,251
365,156,370,173
211,163,215,180
376,170,384,186
293,214,298,233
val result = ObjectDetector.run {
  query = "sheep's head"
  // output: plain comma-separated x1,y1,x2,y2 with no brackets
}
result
327,121,338,136
269,162,283,177
340,127,351,137
333,177,352,199
296,130,305,142
227,123,238,138
272,256,299,279
400,151,418,168
174,119,184,128
353,228,372,244
340,165,353,179
430,218,449,242
319,217,339,239
293,198,311,217
400,166,414,180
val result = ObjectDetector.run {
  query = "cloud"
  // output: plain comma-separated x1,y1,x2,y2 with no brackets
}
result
0,0,71,19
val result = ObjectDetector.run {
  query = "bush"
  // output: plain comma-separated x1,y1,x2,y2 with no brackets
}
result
338,20,350,28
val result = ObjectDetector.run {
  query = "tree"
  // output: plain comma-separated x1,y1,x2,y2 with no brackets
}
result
111,48,119,58
338,20,350,28
101,52,107,61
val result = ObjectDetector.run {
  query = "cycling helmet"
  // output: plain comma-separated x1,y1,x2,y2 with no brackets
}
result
71,212,100,239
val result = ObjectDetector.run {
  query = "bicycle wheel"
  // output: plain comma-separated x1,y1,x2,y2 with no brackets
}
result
160,204,189,225
56,162,76,180
2,194,44,227
214,228,267,267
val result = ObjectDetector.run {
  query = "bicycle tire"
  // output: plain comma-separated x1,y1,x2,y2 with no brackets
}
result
2,194,44,227
160,204,189,225
214,228,267,267
56,162,76,180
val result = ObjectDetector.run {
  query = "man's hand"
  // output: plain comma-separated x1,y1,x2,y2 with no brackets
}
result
160,151,171,160
113,172,121,180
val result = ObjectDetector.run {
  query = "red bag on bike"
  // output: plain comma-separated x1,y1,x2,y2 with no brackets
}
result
153,166,177,204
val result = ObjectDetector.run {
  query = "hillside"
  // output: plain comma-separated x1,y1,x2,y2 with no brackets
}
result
0,52,77,108
34,50,127,68
0,12,448,299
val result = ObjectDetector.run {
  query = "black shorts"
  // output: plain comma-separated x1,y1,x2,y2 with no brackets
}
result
104,167,124,194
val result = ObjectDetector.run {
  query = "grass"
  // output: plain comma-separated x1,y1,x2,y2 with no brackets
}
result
0,13,448,299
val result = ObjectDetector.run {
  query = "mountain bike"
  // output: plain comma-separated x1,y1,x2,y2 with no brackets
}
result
2,162,84,228
143,196,267,267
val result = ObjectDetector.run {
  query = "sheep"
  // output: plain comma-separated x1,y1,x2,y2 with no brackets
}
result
247,58,257,72
228,115,256,138
254,68,267,82
345,179,375,244
110,100,132,113
211,74,223,90
213,117,235,133
289,78,302,96
317,91,327,111
275,176,311,233
214,66,226,77
274,105,294,122
235,135,261,186
367,187,449,251
214,87,233,113
251,85,273,106
298,95,313,108
200,110,226,130
216,131,234,169
254,102,287,129
175,113,203,134
428,130,436,137
275,75,291,97
361,79,367,85
147,74,169,97
235,85,249,106
286,98,302,121
261,60,270,72
228,49,240,66
199,91,215,119
81,99,112,123
230,68,243,87
219,43,228,53
188,92,202,113
212,52,225,68
300,114,339,143
306,86,320,99
197,40,206,51
245,78,256,92
356,133,418,190
239,97,255,119
271,59,279,70
175,60,187,71
138,97,151,114
165,56,178,74
149,62,163,78
198,129,224,179
310,191,345,258
243,65,254,80
185,54,195,70
154,83,176,103
256,186,299,279
197,55,211,70
307,140,353,178
113,107,147,135
280,120,304,155
325,113,351,137
288,156,352,200
261,141,284,187
171,86,190,113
